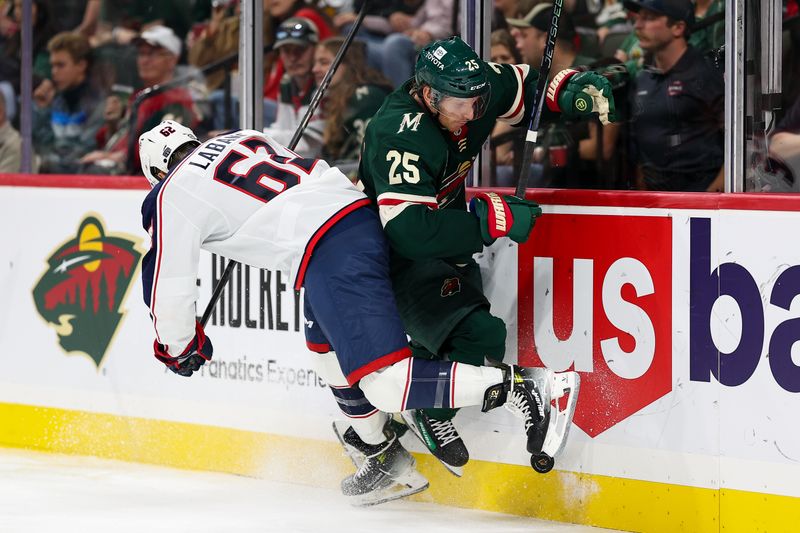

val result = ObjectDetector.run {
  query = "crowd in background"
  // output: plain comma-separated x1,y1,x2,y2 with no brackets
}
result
0,0,796,192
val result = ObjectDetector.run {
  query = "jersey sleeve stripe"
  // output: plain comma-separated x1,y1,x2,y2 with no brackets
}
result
450,362,457,408
149,180,169,344
377,192,439,226
377,192,438,207
378,202,412,227
148,158,193,347
400,358,413,410
342,408,380,419
294,198,372,291
498,64,529,124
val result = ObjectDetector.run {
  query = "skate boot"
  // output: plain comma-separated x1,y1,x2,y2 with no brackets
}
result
482,365,580,474
400,409,468,477
332,418,408,469
339,425,429,506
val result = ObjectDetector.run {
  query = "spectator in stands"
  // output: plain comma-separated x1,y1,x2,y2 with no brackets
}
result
509,1,594,76
93,1,195,44
189,1,334,130
489,28,522,181
0,90,20,172
0,0,58,95
32,31,105,173
187,0,248,93
765,97,800,189
88,1,196,92
263,17,322,157
690,0,725,53
625,0,724,191
490,28,522,65
188,0,279,129
51,0,101,35
264,0,335,102
80,24,200,174
365,0,456,88
508,1,618,189
312,37,392,166
0,1,16,38
616,0,724,77
333,0,422,50
595,0,630,46
492,0,520,31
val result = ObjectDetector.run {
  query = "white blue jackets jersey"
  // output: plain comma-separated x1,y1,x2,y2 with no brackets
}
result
141,129,369,355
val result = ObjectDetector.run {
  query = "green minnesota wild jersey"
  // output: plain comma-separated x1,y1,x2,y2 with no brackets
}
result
326,83,392,162
358,61,538,261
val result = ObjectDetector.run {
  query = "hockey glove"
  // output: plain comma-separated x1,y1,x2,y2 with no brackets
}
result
546,69,617,125
153,321,213,377
470,192,542,245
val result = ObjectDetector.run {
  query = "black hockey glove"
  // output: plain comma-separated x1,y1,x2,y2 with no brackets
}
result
153,321,213,377
470,192,542,245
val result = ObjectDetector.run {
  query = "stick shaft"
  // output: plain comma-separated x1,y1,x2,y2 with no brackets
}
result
514,0,564,198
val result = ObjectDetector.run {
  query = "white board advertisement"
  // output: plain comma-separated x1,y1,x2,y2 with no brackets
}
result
1,183,799,503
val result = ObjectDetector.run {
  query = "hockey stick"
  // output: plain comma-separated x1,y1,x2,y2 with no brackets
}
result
199,2,369,328
514,0,564,197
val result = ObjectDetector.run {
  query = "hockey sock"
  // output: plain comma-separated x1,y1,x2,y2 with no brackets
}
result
313,352,388,444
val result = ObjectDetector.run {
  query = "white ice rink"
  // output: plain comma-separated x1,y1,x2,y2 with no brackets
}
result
0,447,619,533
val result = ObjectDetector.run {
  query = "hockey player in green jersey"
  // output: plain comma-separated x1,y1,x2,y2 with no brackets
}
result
357,36,616,475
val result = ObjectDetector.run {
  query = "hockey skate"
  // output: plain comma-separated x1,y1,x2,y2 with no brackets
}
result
483,366,580,474
400,409,468,477
335,422,429,506
332,419,408,469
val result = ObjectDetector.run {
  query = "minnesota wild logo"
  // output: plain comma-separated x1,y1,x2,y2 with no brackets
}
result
32,216,142,368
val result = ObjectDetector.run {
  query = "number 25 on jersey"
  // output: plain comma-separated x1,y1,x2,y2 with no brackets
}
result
387,150,420,184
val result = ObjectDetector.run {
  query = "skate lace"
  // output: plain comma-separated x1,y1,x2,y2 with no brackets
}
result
353,454,376,480
505,389,533,433
428,419,460,447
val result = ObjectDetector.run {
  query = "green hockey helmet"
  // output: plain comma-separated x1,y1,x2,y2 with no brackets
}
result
415,37,491,121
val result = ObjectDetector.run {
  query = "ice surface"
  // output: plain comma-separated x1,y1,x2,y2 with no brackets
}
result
0,447,619,533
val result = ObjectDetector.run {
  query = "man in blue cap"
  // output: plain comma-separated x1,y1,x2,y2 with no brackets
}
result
623,0,725,192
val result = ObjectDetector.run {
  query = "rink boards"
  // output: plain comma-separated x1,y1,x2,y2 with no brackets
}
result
0,175,799,532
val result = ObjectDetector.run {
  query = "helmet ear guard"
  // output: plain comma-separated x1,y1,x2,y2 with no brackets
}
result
138,120,200,187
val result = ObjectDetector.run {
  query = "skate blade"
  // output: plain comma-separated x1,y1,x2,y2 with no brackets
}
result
332,420,365,469
541,371,580,459
399,411,463,478
348,477,430,507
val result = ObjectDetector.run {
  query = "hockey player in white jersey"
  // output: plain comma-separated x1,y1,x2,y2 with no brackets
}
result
138,120,579,505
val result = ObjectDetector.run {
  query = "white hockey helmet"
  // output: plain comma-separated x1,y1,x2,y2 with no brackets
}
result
138,119,200,186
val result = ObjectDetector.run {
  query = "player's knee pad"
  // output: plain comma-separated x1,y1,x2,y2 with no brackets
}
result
312,351,348,387
448,311,507,363
358,359,413,413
